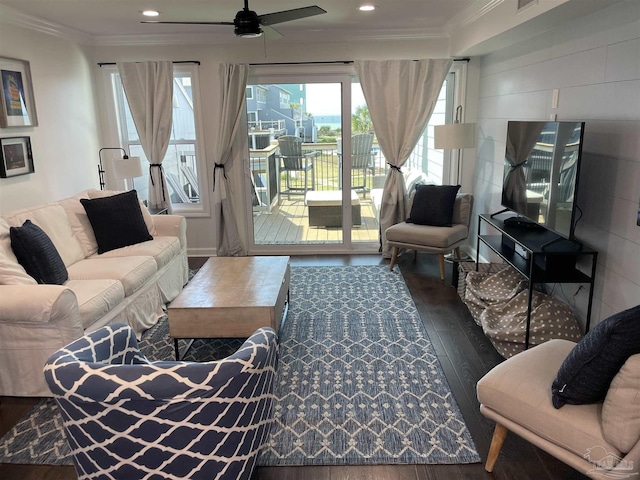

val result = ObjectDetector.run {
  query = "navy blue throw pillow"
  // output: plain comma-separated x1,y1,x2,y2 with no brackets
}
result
10,220,68,285
407,184,461,227
551,304,640,408
80,190,152,254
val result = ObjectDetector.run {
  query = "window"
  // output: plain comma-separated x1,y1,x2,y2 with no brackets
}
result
105,64,208,215
279,91,290,109
245,86,254,99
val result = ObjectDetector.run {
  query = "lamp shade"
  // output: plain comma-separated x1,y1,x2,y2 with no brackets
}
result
434,123,477,150
112,156,143,180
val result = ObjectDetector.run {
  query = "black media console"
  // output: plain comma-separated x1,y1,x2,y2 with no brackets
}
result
476,213,598,349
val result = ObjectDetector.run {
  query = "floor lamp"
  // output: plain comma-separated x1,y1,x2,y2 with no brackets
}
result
434,105,476,186
434,105,476,262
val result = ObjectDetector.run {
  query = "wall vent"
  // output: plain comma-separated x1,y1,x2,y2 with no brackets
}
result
517,0,537,11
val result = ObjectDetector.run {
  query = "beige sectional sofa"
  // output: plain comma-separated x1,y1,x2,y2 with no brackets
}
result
0,189,188,397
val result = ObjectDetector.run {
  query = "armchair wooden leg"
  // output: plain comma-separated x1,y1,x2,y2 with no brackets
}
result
485,423,508,472
389,247,399,271
454,247,461,260
438,254,445,281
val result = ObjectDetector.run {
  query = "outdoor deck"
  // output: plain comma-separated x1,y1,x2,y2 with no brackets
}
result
251,141,384,245
253,194,379,244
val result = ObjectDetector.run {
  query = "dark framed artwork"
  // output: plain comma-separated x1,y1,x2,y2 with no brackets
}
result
0,136,34,178
0,57,38,128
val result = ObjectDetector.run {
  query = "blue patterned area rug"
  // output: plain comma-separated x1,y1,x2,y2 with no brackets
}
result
258,265,479,466
0,265,479,467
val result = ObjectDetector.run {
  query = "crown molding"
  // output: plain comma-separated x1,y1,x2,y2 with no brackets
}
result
446,0,506,32
0,4,92,45
90,27,448,47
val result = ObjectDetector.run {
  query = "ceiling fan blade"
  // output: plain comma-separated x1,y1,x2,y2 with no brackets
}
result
258,5,326,26
141,21,235,25
262,25,284,40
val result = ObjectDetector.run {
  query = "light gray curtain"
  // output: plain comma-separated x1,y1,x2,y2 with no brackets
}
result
502,122,544,214
212,63,248,257
117,61,173,212
355,59,453,257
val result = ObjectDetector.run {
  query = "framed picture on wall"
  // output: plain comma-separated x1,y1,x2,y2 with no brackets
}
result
0,136,34,178
0,57,38,128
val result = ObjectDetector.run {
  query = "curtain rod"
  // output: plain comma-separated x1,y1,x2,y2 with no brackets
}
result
249,58,469,66
249,61,353,66
97,61,200,67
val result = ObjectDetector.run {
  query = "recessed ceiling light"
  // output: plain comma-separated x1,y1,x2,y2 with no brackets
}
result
358,4,376,11
142,10,160,17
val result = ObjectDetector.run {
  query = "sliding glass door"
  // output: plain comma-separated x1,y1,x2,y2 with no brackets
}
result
246,69,380,254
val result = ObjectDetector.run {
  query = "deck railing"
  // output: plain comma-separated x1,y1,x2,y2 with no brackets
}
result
250,141,393,202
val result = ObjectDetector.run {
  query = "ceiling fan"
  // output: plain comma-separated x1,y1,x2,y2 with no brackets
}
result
142,0,327,38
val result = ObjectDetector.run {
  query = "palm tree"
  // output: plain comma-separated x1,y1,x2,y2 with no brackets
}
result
352,105,373,134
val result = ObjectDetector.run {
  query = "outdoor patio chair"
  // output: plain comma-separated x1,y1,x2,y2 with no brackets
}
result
166,172,192,203
180,164,199,200
44,323,279,480
277,135,318,198
338,133,374,196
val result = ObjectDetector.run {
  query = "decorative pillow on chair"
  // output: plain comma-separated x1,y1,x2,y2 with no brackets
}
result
80,190,153,254
407,184,461,227
551,304,640,408
10,220,68,285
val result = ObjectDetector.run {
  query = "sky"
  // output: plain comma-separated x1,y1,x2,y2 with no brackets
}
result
304,83,367,116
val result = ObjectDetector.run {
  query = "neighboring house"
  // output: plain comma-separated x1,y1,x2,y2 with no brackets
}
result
246,84,316,143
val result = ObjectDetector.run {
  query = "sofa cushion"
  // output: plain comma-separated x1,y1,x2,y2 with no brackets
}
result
407,184,461,227
88,189,157,236
0,218,36,285
552,305,640,408
4,203,85,267
385,222,468,249
10,220,69,285
602,354,640,453
477,339,621,462
81,191,153,254
67,256,157,296
65,279,125,329
94,236,181,270
58,191,99,258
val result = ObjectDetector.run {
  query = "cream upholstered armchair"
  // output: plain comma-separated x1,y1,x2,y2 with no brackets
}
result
386,187,473,280
477,304,640,478
44,323,278,480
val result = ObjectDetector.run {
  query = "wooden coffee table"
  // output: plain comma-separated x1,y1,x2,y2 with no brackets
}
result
167,256,290,360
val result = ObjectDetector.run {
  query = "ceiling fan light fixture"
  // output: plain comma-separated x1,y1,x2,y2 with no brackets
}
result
141,10,160,17
236,29,264,38
358,4,376,11
234,8,263,37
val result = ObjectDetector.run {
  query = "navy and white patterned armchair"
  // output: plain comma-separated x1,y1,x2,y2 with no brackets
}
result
43,323,278,480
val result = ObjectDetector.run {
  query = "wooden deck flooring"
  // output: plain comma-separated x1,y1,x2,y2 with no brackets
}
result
253,193,379,245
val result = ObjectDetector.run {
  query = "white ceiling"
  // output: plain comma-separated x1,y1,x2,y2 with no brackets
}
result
0,0,478,45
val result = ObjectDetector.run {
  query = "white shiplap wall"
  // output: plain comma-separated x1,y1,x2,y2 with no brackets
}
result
473,0,640,328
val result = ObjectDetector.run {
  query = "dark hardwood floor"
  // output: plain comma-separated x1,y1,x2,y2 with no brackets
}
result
0,254,589,480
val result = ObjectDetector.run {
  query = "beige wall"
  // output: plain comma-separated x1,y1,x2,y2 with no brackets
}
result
0,23,100,213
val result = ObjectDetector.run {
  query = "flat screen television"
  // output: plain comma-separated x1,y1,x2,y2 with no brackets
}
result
501,120,585,240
